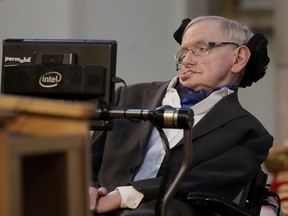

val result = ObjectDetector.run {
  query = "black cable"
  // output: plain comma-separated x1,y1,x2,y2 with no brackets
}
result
260,186,283,216
267,191,282,216
111,76,127,87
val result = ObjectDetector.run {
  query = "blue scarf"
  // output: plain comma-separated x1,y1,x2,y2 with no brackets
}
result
175,82,235,108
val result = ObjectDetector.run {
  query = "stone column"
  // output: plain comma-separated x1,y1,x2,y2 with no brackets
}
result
275,0,288,143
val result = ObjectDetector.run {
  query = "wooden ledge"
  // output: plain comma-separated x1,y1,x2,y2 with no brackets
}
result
0,94,96,120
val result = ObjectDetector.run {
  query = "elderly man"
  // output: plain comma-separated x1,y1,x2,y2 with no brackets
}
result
89,15,273,215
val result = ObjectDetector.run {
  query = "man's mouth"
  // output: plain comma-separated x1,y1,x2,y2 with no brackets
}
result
180,70,199,80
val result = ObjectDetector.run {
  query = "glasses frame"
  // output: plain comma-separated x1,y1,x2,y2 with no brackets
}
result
175,41,240,71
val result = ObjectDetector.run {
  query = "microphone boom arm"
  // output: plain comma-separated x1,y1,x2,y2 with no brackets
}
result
93,107,193,129
92,107,194,216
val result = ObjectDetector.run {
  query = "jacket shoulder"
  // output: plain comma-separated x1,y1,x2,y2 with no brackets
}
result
114,81,169,107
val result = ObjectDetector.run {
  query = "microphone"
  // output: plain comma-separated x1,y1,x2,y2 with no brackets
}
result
93,106,193,129
147,106,193,129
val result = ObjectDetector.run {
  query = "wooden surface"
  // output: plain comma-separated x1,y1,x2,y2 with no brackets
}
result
0,95,93,216
0,94,96,120
0,95,96,136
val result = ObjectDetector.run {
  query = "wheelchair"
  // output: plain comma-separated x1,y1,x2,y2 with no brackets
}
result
185,168,282,216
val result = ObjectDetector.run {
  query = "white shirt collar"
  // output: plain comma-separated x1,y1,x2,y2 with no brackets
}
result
164,76,234,120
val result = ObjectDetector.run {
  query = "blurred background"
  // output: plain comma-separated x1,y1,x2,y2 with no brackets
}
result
0,0,287,214
1,0,280,143
0,0,279,139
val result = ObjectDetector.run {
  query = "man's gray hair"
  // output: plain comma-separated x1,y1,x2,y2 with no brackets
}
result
185,16,253,45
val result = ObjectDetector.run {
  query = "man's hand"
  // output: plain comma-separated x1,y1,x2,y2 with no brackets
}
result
89,187,107,211
89,187,122,214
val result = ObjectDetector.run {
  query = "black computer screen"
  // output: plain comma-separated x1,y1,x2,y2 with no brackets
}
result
1,39,117,130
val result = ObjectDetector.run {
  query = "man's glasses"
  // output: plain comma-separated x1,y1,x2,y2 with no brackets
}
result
175,41,240,70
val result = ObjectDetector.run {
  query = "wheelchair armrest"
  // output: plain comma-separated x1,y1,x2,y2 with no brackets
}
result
186,192,254,216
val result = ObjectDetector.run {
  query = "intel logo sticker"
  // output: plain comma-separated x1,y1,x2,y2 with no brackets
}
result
39,72,62,88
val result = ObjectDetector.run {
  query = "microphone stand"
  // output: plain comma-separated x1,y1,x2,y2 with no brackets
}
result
160,127,193,216
154,126,170,216
92,107,194,216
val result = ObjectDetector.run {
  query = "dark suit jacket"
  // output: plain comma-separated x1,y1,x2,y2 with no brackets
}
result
91,81,273,203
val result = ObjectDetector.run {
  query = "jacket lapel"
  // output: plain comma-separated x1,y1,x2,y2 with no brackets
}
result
139,81,170,150
137,85,247,152
192,92,247,140
143,81,169,109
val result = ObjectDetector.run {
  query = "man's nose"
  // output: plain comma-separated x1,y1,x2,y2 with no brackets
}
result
182,50,196,67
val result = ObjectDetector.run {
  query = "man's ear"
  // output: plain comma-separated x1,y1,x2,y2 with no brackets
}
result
231,46,251,74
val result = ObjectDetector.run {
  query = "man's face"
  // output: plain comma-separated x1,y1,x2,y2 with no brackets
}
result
178,20,238,92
